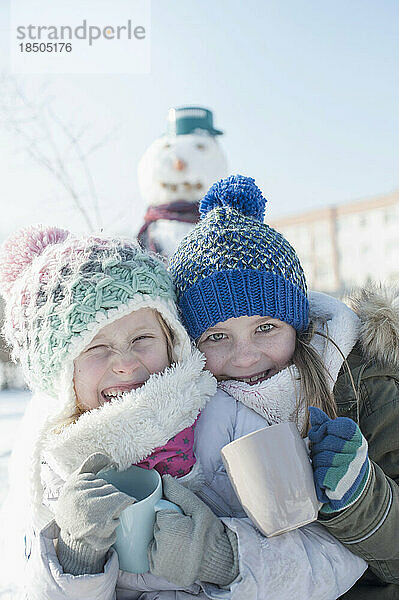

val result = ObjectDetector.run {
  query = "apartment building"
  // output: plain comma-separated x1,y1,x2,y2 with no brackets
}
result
269,190,399,294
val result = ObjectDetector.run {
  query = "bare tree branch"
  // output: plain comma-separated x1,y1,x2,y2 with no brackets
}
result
0,74,117,232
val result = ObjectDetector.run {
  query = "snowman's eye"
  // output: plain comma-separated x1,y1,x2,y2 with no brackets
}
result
164,143,171,149
196,143,206,151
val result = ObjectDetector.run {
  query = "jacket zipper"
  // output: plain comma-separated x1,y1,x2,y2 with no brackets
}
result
196,482,232,517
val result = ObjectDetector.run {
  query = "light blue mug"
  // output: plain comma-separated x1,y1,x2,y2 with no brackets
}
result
100,465,182,573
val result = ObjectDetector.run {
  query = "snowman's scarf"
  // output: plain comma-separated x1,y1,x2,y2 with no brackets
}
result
219,292,361,432
137,200,200,253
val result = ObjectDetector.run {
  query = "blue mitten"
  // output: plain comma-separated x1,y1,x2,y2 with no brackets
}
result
308,407,370,514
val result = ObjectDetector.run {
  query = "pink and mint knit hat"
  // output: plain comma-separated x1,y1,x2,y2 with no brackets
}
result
169,175,309,339
0,226,190,398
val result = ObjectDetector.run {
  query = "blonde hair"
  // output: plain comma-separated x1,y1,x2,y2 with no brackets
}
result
155,311,175,364
292,321,338,435
63,309,175,430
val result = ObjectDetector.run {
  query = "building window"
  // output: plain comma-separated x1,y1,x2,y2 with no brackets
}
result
384,208,397,224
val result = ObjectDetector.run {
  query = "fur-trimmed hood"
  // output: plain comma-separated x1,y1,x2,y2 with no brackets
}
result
43,349,216,481
345,285,399,367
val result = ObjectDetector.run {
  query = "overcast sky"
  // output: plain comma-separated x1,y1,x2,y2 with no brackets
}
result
0,0,398,241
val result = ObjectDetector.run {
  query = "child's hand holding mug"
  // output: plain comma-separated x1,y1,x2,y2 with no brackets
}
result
148,475,239,587
308,407,370,514
54,452,135,576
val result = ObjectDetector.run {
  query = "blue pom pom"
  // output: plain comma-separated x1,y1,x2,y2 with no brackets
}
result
200,175,266,221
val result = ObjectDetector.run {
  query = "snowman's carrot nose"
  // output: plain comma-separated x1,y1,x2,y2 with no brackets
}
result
174,159,186,171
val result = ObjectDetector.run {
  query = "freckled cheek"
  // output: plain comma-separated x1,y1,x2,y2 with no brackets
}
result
202,348,228,376
271,342,296,367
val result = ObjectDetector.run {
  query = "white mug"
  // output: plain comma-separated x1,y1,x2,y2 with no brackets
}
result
221,421,322,537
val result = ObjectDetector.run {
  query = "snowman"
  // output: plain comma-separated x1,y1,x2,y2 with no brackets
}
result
137,106,228,257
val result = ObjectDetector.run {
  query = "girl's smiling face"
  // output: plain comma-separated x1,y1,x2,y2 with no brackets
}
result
73,308,170,410
198,315,296,384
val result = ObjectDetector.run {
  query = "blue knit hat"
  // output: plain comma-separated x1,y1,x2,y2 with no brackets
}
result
169,174,309,339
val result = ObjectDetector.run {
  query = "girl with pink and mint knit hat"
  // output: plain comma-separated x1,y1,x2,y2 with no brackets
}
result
0,226,216,586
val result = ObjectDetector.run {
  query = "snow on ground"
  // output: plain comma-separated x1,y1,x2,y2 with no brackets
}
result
0,390,30,599
0,390,31,509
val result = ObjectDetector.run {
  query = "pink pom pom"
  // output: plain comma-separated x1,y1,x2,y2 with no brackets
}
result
0,225,69,295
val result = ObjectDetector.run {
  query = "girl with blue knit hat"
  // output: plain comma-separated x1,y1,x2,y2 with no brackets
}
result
168,174,399,599
0,227,218,597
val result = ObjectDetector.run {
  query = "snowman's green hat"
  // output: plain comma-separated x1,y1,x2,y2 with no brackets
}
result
167,106,223,136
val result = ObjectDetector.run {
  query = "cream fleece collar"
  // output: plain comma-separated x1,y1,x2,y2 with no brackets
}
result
43,349,216,481
219,291,361,429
